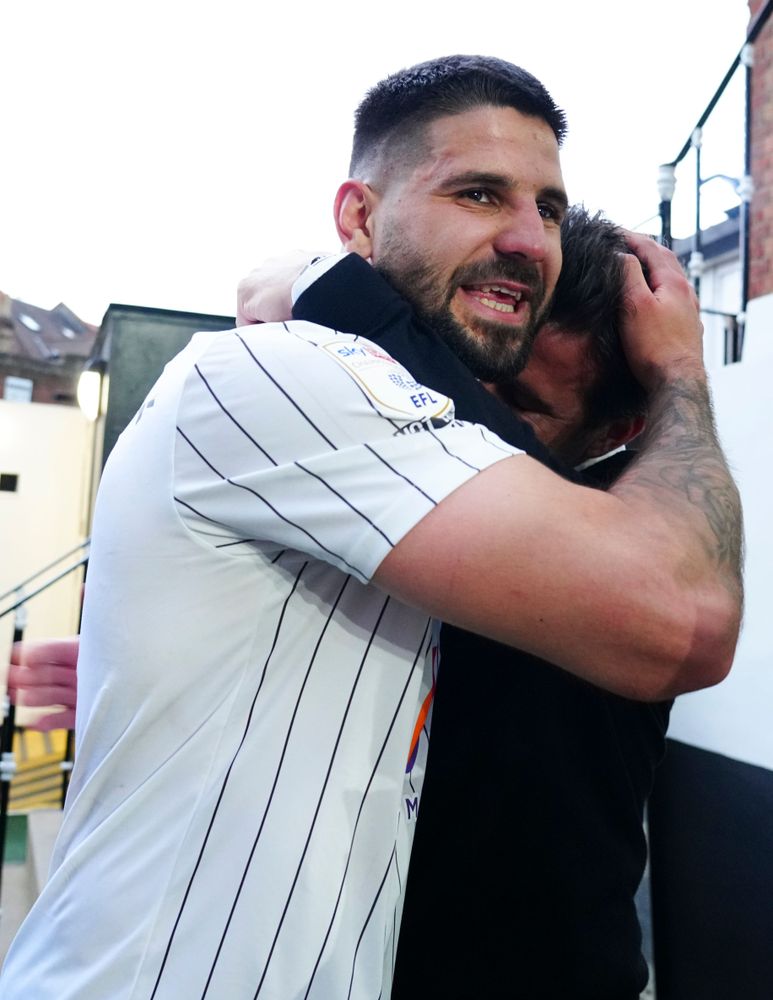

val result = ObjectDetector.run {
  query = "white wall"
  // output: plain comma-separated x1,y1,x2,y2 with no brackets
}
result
668,291,773,769
0,400,92,669
701,254,743,372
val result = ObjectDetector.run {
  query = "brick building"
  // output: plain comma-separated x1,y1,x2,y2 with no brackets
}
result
749,0,773,299
0,291,97,405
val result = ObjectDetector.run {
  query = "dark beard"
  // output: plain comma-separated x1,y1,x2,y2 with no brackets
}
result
375,255,550,382
413,300,540,381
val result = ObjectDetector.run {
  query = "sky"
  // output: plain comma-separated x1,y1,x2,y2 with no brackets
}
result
0,0,752,325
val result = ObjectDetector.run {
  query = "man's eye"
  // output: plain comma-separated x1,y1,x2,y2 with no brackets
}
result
538,202,562,221
461,189,493,204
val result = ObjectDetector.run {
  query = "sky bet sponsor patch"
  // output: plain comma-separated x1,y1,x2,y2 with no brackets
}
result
322,339,452,421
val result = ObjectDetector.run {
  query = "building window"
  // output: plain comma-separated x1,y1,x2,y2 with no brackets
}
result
4,376,33,402
0,474,19,492
19,314,41,332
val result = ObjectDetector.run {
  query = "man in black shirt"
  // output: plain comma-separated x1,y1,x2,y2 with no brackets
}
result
243,206,660,998
11,208,661,997
11,56,742,999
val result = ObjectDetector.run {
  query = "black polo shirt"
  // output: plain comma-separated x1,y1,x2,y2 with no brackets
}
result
294,255,669,999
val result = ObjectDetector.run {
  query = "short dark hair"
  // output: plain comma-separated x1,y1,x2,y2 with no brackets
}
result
548,206,648,426
349,54,567,179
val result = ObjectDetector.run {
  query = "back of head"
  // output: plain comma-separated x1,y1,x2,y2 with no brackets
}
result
349,54,567,181
549,206,648,426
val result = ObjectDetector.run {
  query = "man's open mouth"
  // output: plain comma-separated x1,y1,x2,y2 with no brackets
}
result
463,283,527,315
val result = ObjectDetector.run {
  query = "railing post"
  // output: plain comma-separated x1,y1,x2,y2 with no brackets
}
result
658,164,676,248
60,736,74,808
0,545,89,920
690,128,704,299
737,42,755,360
0,599,26,912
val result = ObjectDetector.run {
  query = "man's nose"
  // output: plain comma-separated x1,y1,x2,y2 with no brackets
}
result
493,202,547,261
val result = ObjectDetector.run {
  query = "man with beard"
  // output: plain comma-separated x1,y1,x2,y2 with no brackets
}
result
0,58,741,1000
235,207,661,999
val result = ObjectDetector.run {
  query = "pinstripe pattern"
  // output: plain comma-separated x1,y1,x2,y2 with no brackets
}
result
362,443,439,506
149,559,312,999
176,424,367,578
281,323,406,435
347,848,399,1000
294,461,396,548
0,322,523,1000
235,329,338,450
248,592,393,998
194,363,278,465
301,621,431,1000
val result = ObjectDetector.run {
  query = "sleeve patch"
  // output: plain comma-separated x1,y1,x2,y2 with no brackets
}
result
321,339,453,421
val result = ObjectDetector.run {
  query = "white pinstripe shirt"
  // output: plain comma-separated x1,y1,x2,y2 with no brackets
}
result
1,322,522,999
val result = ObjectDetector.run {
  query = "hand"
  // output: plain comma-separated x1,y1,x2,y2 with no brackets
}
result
8,638,79,731
236,250,331,326
619,232,704,392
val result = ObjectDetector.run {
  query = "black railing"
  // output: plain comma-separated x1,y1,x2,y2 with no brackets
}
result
658,0,773,361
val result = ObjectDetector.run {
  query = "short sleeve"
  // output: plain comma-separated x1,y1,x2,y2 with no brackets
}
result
173,322,522,582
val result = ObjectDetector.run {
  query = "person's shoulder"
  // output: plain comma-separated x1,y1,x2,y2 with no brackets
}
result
226,323,463,429
229,321,411,370
182,322,344,377
228,320,354,352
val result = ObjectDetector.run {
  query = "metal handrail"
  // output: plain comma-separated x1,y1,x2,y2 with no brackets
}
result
0,539,90,608
0,555,90,622
658,0,773,361
664,1,772,171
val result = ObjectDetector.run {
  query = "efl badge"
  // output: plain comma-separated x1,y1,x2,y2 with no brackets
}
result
322,339,452,421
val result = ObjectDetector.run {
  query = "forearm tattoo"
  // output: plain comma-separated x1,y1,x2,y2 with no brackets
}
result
616,376,744,597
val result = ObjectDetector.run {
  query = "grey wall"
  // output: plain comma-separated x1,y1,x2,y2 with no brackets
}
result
100,304,234,465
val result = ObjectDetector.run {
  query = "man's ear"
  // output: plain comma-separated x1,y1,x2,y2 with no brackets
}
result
584,414,646,459
334,180,377,260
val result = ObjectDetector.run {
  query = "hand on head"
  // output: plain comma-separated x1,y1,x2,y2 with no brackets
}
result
619,232,704,391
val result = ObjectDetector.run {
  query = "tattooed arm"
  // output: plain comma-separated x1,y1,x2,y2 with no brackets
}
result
610,234,743,603
613,373,742,599
375,236,743,702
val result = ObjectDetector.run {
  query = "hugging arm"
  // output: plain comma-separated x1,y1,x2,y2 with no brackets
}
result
375,236,743,701
36,241,740,713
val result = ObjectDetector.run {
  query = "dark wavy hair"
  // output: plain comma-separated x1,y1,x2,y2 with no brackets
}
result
349,55,567,180
549,206,648,426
